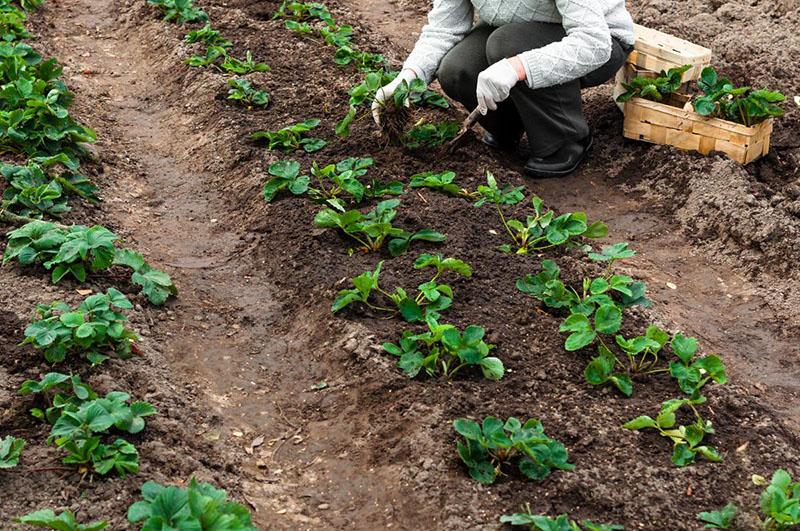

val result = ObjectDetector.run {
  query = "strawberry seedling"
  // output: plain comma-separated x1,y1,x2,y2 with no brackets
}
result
16,509,108,531
616,64,690,103
251,118,327,153
501,505,623,531
476,173,607,255
0,434,24,468
262,160,310,202
186,45,228,68
227,78,270,107
693,66,785,126
127,478,258,530
668,333,727,398
623,396,722,467
403,120,459,149
308,157,402,209
410,170,477,199
3,221,177,304
22,288,139,365
333,45,385,71
697,503,738,529
384,316,503,380
454,416,574,485
219,51,270,75
1,159,98,218
19,371,95,423
314,199,445,255
147,0,208,24
274,1,335,26
184,23,232,48
759,469,800,529
333,254,469,322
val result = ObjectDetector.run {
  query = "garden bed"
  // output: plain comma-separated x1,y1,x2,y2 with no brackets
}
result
1,0,800,529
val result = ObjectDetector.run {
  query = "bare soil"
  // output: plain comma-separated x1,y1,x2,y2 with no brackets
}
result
1,0,799,529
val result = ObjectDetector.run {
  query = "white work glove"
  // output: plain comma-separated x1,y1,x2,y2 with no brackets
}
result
476,59,521,115
371,69,419,126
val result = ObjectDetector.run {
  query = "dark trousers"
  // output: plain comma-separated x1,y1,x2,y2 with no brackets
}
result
437,22,631,157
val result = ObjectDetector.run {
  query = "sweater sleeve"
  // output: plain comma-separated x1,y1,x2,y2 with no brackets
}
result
402,0,474,83
520,0,613,90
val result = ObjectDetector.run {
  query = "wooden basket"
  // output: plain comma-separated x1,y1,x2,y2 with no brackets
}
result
623,95,773,165
613,25,711,112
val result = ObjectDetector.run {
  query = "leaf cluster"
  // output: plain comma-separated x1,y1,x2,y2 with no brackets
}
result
314,198,445,255
409,170,476,199
127,478,257,530
697,502,738,529
3,221,177,304
332,254,470,322
616,65,690,103
22,288,139,365
227,77,270,107
501,506,622,531
693,66,785,126
402,120,459,149
1,158,98,218
454,416,574,485
16,509,108,531
0,434,24,468
147,0,208,24
251,118,327,153
760,469,800,530
624,396,722,467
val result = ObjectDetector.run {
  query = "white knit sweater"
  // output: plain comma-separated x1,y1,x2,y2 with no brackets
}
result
403,0,635,90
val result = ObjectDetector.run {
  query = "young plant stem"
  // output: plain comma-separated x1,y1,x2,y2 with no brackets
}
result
495,204,518,245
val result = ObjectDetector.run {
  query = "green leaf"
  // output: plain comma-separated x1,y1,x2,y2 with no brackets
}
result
697,502,738,529
623,416,658,430
594,304,622,334
480,357,504,380
453,418,483,441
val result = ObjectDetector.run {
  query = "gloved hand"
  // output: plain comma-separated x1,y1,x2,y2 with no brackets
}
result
476,58,522,115
371,69,419,126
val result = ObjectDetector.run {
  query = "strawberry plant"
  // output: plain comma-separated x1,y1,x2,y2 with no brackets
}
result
184,23,232,49
333,255,470,322
501,506,623,531
314,199,445,255
227,78,270,107
333,45,385,71
384,316,503,380
697,503,738,529
476,173,607,254
454,416,574,485
1,159,98,218
759,469,800,530
623,396,722,467
3,221,177,304
22,288,138,365
308,157,402,209
668,333,727,398
251,118,327,153
0,3,29,42
16,509,108,531
147,0,208,24
410,170,476,199
0,434,24,468
262,160,310,202
19,371,95,423
127,478,258,530
403,120,459,149
219,51,270,75
274,1,335,26
186,45,227,68
693,66,785,126
616,64,690,103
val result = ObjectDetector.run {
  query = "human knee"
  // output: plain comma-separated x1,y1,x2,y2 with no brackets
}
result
486,23,562,64
437,55,479,99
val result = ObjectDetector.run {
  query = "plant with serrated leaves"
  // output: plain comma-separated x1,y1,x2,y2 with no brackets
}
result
147,0,208,24
623,396,721,467
318,22,352,47
184,23,232,48
186,45,228,68
220,51,270,75
697,502,738,529
16,509,108,531
19,371,95,423
759,469,800,530
314,198,445,255
694,66,784,127
384,315,503,380
333,45,385,71
251,118,327,153
336,70,448,138
1,159,98,218
227,78,270,107
128,478,258,530
262,160,310,202
501,505,623,531
409,170,477,199
274,1,335,26
1,3,30,43
22,288,139,365
403,120,459,149
454,416,574,485
0,434,24,468
3,221,177,304
476,172,607,254
668,333,727,398
308,157,402,209
616,64,690,103
333,254,470,322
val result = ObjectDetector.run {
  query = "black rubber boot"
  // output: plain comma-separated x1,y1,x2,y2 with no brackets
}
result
482,132,520,153
523,134,593,178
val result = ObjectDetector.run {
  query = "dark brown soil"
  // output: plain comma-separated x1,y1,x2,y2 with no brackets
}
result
2,0,800,529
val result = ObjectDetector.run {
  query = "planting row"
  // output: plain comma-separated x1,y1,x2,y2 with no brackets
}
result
0,1,258,529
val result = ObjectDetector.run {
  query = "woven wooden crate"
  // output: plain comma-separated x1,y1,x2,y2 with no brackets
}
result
623,95,773,165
